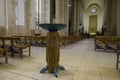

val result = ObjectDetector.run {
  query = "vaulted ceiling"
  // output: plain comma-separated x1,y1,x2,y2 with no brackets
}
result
82,0,106,9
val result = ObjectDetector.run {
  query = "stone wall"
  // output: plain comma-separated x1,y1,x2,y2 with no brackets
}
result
0,27,5,36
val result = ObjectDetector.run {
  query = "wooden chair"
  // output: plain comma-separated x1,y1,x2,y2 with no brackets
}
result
41,36,47,47
60,36,68,47
116,51,120,69
11,37,31,59
35,36,43,47
24,36,32,45
0,48,8,63
1,37,12,52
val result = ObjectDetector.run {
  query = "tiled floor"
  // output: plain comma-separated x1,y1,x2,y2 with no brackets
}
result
0,39,120,80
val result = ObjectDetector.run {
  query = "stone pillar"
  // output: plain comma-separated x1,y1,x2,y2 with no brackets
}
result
40,0,50,23
55,0,62,23
73,0,77,35
63,0,69,35
117,0,120,36
105,0,117,36
50,0,54,23
77,0,84,34
55,0,69,35
12,0,18,35
25,0,31,35
55,0,63,35
6,0,17,36
71,0,80,35
0,0,6,36
40,0,45,23
40,0,50,36
70,0,79,35
110,0,117,36
30,0,35,34
70,0,75,35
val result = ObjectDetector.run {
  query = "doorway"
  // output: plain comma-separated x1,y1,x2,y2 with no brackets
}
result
89,15,97,34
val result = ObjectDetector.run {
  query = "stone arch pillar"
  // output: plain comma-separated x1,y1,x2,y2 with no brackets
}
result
5,0,18,36
55,0,69,36
105,0,117,36
25,0,31,35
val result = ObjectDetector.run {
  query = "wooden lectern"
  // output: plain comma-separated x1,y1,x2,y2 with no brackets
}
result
39,24,67,77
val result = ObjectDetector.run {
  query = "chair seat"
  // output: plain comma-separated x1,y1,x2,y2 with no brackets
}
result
13,44,30,49
0,48,6,52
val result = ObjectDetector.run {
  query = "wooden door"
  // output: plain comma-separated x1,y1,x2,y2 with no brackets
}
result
89,15,97,34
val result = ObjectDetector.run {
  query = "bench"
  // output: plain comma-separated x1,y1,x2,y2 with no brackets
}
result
95,36,119,51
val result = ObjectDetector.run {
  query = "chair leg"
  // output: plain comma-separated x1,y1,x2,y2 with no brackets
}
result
116,55,118,69
20,48,23,59
116,53,119,69
11,52,14,58
29,46,31,56
5,49,8,63
11,47,14,58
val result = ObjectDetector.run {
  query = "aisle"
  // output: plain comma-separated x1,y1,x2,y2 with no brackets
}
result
0,39,120,80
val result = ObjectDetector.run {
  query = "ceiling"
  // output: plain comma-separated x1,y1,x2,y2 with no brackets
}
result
82,0,106,9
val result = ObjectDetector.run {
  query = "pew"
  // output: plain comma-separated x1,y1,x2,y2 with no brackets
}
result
60,35,85,48
94,36,119,51
94,36,106,51
35,36,47,47
94,36,120,69
12,35,84,48
105,36,118,51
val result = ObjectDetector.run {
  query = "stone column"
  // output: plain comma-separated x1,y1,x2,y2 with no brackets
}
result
72,0,79,35
63,0,69,35
76,0,82,35
25,0,31,35
77,0,84,34
55,0,69,35
117,0,120,36
70,0,74,35
69,0,76,35
12,0,18,35
40,0,45,23
0,0,6,36
50,0,54,23
30,0,36,35
55,0,62,23
55,0,63,35
6,0,17,36
110,0,117,36
40,0,50,36
105,0,117,36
